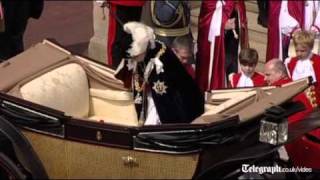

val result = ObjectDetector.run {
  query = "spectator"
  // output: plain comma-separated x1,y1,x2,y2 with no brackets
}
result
196,1,248,91
0,0,44,61
304,1,320,34
101,0,145,68
171,36,195,79
264,58,320,169
265,58,313,123
229,48,264,88
285,31,320,108
288,1,320,57
264,59,293,86
266,1,304,61
284,31,320,156
114,22,204,126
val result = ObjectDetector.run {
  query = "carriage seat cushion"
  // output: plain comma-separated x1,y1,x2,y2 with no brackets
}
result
20,63,90,118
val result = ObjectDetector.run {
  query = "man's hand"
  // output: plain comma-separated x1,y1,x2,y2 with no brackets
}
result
224,18,236,30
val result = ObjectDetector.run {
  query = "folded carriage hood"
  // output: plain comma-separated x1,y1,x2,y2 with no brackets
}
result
0,40,73,92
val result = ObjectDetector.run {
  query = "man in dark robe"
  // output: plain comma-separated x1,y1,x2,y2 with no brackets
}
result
0,0,43,61
114,22,204,125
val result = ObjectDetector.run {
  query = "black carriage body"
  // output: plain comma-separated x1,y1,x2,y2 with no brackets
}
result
0,40,317,179
0,90,310,179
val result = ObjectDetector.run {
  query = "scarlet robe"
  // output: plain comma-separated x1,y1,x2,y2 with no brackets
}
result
281,59,320,168
286,54,320,106
266,1,304,61
229,72,265,88
196,1,248,91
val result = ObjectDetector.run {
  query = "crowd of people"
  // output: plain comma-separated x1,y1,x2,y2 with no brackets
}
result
103,1,320,90
0,0,319,170
103,0,320,170
104,0,320,116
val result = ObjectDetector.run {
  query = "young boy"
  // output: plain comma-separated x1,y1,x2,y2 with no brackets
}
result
229,48,264,88
285,30,320,107
284,30,320,169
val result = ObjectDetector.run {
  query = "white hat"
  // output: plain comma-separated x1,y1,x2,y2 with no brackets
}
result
123,21,156,57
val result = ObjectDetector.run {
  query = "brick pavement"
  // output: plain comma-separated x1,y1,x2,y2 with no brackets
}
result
24,1,93,55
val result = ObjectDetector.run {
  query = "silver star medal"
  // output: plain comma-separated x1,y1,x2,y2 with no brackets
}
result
134,93,142,104
152,80,168,95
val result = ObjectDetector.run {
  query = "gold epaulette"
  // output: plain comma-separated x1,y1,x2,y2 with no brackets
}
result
154,27,190,37
305,85,318,108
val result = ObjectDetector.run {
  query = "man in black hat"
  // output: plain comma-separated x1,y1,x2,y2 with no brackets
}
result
115,21,204,125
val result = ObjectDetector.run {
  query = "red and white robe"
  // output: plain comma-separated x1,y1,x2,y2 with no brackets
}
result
266,1,304,61
196,0,248,91
285,54,320,167
229,72,265,88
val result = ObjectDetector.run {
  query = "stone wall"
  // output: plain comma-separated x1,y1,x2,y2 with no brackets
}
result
88,2,108,64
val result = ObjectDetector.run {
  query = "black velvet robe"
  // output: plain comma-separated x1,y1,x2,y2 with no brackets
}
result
115,41,204,124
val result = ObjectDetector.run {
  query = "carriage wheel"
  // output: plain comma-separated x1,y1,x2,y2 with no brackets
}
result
0,152,28,180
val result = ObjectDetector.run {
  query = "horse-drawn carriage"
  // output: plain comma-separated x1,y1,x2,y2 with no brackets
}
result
0,40,318,179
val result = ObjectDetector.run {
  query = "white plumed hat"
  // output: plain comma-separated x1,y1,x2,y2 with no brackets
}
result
123,21,156,57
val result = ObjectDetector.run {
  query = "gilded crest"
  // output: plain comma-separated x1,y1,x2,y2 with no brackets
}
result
152,80,168,95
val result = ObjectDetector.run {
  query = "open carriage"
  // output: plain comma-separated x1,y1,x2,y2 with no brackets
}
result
0,40,318,179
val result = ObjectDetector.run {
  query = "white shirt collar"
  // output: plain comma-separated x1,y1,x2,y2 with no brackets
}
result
237,74,254,88
292,56,317,82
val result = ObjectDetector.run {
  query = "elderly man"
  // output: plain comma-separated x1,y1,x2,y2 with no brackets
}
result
115,22,204,126
264,59,313,122
265,59,320,169
264,58,291,86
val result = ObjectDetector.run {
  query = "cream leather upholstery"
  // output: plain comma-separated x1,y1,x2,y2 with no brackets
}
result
88,89,138,126
20,63,138,126
20,63,90,117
